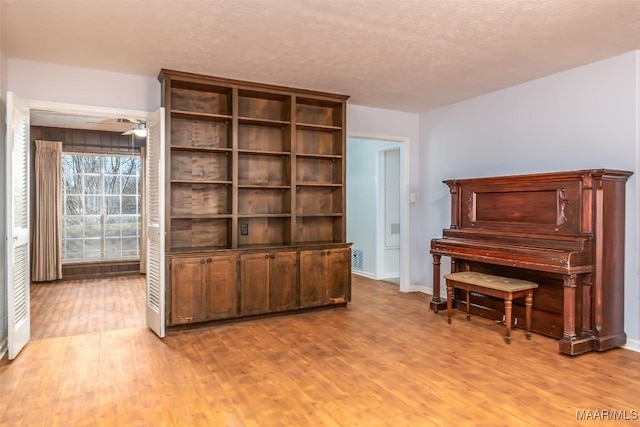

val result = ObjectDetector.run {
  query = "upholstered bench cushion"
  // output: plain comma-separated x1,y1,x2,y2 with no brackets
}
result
444,271,538,292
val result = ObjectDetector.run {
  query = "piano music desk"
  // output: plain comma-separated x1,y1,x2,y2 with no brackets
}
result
445,271,538,344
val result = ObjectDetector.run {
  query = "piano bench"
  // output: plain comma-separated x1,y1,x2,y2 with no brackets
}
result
444,271,539,344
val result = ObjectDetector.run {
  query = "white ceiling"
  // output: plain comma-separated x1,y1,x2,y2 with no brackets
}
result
3,0,640,115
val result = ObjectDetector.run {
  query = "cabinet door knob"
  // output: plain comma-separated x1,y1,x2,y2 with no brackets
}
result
200,259,205,264
206,258,212,263
265,254,270,259
327,250,331,255
270,254,276,259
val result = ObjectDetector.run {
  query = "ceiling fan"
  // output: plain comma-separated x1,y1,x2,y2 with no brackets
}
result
118,118,147,137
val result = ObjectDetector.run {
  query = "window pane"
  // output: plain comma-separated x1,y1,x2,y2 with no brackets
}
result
121,215,139,237
84,175,101,195
83,156,102,173
84,196,102,215
105,238,121,257
105,196,121,215
65,195,83,215
84,216,101,238
122,196,138,214
105,216,122,238
84,239,102,260
64,239,83,260
121,176,137,195
64,217,83,239
122,237,139,254
104,175,121,196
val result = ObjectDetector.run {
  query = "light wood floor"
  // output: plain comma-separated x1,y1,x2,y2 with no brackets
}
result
2,274,640,426
30,275,146,340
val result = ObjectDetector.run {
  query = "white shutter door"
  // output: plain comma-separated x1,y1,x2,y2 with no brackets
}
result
146,107,166,337
6,92,31,359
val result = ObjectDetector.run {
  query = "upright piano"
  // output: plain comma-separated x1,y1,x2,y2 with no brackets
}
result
430,169,632,355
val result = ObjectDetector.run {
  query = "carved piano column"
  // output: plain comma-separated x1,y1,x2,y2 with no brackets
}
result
430,254,446,313
559,274,577,349
582,274,593,335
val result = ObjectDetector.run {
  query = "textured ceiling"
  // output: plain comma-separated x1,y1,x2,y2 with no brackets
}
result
3,0,640,113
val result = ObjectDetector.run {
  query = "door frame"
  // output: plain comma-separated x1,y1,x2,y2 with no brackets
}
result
347,132,411,292
4,98,152,358
376,146,401,282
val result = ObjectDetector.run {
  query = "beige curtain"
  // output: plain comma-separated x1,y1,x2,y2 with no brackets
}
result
32,140,63,282
140,147,147,274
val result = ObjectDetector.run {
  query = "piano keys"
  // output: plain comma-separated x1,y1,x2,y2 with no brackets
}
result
430,169,632,355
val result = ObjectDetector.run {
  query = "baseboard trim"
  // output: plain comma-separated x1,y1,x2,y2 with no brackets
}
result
352,270,376,279
623,338,640,353
380,272,400,280
409,285,431,294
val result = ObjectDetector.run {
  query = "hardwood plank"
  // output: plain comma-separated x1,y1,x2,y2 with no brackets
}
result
1,274,640,426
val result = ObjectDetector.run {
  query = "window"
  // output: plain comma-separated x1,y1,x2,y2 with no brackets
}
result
62,154,142,262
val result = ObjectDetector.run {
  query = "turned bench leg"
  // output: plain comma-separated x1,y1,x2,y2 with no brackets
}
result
525,291,533,340
504,296,513,344
446,282,453,324
466,290,471,320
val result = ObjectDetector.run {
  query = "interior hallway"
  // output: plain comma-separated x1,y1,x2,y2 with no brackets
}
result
1,274,640,426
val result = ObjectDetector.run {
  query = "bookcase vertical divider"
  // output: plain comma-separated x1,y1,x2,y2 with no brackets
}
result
290,96,298,246
231,87,239,249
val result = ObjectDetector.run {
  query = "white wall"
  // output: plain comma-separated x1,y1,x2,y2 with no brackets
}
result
347,105,422,290
8,59,160,111
420,51,640,347
346,138,400,278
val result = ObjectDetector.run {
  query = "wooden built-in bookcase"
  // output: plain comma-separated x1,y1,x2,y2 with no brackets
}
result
159,69,351,327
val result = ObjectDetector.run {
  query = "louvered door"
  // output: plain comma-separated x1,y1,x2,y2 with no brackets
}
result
146,108,166,337
6,92,30,359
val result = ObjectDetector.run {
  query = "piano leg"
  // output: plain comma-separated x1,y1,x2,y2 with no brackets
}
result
559,274,595,355
430,254,447,313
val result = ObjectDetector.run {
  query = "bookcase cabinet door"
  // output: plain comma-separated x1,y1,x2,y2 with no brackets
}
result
326,248,351,303
240,253,270,315
299,250,327,308
205,254,238,320
269,251,298,312
171,257,207,324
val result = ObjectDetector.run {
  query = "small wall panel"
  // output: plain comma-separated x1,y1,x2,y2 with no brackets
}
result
171,184,231,216
296,187,341,214
171,151,230,181
296,129,340,156
238,217,289,246
238,155,290,186
171,117,230,149
238,189,291,215
296,158,342,185
171,84,231,115
170,219,230,250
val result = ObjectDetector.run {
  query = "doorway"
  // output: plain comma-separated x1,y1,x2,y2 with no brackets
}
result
10,97,151,347
346,134,410,292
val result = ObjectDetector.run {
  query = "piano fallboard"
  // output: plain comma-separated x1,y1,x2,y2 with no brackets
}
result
431,235,593,275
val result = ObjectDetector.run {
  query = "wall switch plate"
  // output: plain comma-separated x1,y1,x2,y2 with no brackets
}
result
409,193,416,203
240,223,249,235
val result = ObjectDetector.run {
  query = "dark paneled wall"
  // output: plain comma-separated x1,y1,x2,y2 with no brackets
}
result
31,126,144,155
